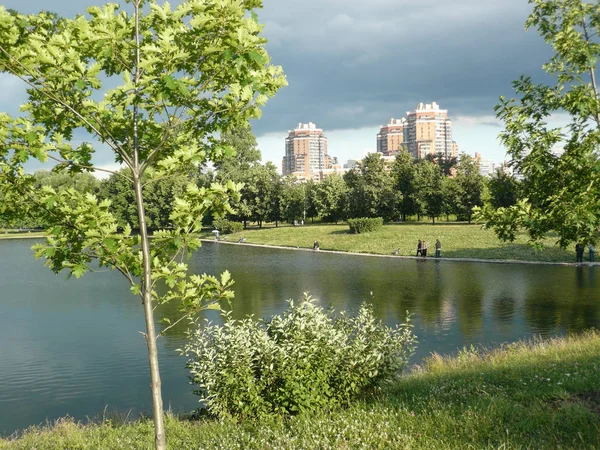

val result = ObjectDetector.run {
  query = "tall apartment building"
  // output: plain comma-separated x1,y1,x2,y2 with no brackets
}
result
403,102,458,160
282,122,332,180
376,118,406,156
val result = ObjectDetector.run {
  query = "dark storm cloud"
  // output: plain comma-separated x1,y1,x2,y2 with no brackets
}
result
252,0,553,134
0,0,553,137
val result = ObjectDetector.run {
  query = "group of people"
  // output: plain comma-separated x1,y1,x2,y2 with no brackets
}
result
575,242,595,263
416,239,442,258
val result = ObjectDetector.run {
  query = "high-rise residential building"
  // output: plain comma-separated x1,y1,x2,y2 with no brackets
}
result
403,102,458,160
376,118,406,156
282,122,332,180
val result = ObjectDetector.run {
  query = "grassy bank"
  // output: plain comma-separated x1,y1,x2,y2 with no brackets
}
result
3,331,599,449
210,222,578,263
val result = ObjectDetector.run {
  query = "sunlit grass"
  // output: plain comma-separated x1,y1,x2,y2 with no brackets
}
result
207,222,577,263
2,331,598,449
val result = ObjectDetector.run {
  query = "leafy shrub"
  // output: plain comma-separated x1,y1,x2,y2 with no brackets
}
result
212,218,243,234
347,217,383,234
182,295,416,419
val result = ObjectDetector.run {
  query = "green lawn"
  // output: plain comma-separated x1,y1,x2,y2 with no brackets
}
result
3,331,599,449
209,222,579,263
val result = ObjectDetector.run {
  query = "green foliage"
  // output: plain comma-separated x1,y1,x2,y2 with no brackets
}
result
278,177,306,224
452,154,485,223
347,217,383,234
183,295,416,419
482,0,600,247
344,153,399,220
312,173,348,222
0,1,286,446
212,218,243,234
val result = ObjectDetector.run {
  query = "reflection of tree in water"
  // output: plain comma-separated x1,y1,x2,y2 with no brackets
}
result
524,267,600,335
452,264,484,339
491,294,516,331
418,261,444,327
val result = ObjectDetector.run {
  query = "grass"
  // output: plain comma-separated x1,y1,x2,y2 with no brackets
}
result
2,331,599,449
2,222,584,263
207,222,579,263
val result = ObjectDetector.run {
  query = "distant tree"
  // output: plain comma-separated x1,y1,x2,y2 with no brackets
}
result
214,123,262,182
424,152,458,176
279,177,305,224
414,160,444,224
304,179,319,223
313,173,348,223
486,169,520,209
34,170,101,195
344,153,396,219
453,154,485,223
476,0,600,246
391,150,417,221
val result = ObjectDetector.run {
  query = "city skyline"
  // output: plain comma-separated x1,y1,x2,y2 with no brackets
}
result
0,1,563,174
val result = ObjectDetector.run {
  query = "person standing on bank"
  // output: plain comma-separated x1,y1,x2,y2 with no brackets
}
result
422,240,428,257
575,242,584,262
588,243,595,262
435,239,441,258
416,240,422,256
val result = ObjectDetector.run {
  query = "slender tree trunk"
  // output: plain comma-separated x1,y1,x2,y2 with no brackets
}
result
275,220,278,227
132,3,165,449
133,173,166,450
432,216,435,225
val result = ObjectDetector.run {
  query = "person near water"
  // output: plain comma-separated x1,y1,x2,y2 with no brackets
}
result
588,243,595,262
435,239,441,258
416,240,422,256
575,242,584,262
422,240,428,257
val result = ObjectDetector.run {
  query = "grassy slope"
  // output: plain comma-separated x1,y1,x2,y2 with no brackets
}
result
212,222,576,263
2,331,599,449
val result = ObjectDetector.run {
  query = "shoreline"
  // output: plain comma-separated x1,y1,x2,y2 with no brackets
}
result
2,234,597,267
202,239,599,267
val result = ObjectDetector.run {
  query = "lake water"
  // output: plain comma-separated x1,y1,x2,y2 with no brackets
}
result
1,239,599,435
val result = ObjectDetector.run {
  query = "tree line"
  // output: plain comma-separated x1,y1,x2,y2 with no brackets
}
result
3,125,517,232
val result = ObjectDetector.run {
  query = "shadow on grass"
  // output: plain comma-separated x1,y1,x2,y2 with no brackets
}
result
376,351,600,447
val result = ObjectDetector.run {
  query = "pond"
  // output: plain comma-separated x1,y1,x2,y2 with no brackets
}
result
1,239,599,435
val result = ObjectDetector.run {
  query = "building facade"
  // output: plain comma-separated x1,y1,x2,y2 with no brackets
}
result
282,122,332,180
376,118,406,156
403,102,458,160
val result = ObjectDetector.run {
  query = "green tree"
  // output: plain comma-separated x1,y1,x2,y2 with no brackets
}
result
0,2,285,448
391,150,417,221
477,0,600,246
344,153,397,220
414,160,444,224
313,173,348,223
279,176,305,224
486,168,520,209
453,154,484,223
34,170,101,195
214,122,262,181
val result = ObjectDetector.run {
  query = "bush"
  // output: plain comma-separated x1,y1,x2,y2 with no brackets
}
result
212,218,243,234
182,295,416,419
347,217,383,234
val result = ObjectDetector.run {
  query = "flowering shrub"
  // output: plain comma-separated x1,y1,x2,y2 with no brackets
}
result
182,295,416,419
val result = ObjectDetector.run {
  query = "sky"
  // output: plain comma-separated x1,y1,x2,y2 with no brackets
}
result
0,0,555,173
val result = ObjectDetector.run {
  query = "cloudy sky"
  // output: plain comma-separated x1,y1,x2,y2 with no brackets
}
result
0,0,554,172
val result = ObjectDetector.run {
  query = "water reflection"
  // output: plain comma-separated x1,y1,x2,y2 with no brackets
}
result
1,239,599,436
